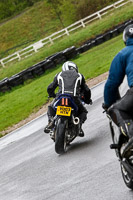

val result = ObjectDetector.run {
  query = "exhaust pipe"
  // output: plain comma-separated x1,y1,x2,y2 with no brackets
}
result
73,117,80,125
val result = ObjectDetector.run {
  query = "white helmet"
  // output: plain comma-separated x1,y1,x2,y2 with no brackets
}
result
123,24,133,44
62,61,78,72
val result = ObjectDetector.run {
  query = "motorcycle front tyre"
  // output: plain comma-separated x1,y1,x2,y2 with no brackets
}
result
55,119,67,154
121,163,133,190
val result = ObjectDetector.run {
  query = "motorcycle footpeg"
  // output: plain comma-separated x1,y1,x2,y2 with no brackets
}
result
110,144,119,149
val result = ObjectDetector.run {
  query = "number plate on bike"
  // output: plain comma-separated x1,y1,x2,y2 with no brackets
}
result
56,106,71,116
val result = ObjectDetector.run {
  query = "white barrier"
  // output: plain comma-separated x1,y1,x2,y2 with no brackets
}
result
0,0,132,68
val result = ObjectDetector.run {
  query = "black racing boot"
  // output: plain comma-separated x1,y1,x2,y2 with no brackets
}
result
121,137,133,158
78,123,84,137
44,118,54,134
78,128,84,137
119,122,128,137
120,120,133,137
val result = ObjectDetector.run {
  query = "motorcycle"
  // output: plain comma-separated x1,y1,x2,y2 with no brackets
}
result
49,94,86,154
105,111,133,190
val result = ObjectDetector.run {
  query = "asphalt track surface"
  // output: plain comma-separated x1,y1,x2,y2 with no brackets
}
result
0,79,133,200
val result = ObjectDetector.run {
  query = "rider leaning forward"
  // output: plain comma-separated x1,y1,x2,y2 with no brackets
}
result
103,24,133,158
44,61,92,137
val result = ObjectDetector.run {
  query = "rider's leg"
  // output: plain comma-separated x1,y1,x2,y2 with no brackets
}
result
78,112,87,137
108,88,133,157
108,87,133,136
44,103,56,133
74,98,88,137
108,107,129,137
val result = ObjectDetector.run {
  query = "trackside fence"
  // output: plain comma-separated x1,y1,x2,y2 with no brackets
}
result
0,0,132,68
0,18,133,93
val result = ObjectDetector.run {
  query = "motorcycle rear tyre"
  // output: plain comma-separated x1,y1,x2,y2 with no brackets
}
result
55,120,67,154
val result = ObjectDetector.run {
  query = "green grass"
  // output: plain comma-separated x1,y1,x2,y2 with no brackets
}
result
0,2,133,81
0,1,62,57
0,34,125,134
0,2,131,136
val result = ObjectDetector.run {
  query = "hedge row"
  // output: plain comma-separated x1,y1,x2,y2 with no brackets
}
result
0,19,133,93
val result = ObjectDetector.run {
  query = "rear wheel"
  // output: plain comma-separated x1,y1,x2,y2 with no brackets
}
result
55,119,67,154
121,163,133,190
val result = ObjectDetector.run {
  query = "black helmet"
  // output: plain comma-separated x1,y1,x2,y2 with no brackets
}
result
123,24,133,44
62,61,78,72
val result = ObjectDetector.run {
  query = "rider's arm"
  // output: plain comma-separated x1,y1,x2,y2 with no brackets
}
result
104,52,125,107
47,74,58,98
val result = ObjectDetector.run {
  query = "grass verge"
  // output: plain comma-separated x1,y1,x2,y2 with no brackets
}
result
0,34,125,134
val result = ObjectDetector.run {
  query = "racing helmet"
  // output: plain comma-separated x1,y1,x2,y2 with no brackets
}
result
62,61,78,72
123,24,133,44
